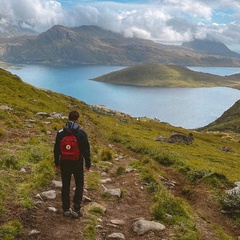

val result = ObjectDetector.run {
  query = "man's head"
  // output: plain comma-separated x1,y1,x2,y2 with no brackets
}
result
69,111,80,121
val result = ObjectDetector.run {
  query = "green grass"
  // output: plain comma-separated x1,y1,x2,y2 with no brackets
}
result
1,67,239,239
0,220,23,240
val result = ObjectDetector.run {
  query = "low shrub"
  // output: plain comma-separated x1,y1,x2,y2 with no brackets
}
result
0,155,20,170
32,159,55,188
220,192,240,212
86,171,100,190
116,166,125,176
153,153,175,166
100,149,113,162
0,220,23,240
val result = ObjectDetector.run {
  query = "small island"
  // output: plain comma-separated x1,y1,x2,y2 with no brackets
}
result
92,64,240,89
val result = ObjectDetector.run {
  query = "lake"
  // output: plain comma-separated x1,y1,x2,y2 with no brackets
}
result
7,65,240,129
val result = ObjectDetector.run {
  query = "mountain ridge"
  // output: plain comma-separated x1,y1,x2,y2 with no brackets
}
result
1,25,240,66
182,39,240,59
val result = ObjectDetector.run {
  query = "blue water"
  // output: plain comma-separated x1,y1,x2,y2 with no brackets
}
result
7,64,240,129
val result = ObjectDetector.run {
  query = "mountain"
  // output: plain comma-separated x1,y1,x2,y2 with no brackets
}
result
1,25,240,66
199,100,240,132
182,39,240,59
92,63,240,88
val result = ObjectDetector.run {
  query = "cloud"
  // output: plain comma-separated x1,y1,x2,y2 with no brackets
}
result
1,0,240,51
0,0,64,31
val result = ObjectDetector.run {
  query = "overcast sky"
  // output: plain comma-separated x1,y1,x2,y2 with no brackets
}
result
1,0,240,52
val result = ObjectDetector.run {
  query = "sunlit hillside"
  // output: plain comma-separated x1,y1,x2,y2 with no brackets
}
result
0,68,239,239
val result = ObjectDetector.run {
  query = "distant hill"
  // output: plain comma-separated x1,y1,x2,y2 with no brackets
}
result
199,100,240,132
182,39,240,59
1,25,240,66
92,63,240,88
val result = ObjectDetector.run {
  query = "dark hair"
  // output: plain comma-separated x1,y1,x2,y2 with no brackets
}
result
68,111,80,121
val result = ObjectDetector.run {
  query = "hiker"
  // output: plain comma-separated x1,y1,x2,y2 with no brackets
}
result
54,110,91,218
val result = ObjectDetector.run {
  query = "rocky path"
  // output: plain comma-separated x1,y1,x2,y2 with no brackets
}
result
20,143,239,240
21,153,170,240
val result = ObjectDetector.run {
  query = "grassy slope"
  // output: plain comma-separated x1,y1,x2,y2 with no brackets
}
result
92,64,240,88
0,68,239,239
199,99,240,132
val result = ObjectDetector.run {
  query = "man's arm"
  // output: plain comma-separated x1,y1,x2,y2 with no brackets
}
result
54,130,62,167
78,129,91,169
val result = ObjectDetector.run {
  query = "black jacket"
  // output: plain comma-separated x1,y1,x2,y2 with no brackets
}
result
54,121,91,169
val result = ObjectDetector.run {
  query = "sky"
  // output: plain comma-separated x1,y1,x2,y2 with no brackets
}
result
1,0,240,52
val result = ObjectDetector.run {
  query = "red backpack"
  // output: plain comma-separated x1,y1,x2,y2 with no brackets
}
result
60,131,80,160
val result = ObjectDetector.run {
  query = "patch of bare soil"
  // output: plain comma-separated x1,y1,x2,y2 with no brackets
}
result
20,143,239,240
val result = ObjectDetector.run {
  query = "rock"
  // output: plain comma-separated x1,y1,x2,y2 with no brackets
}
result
107,232,125,239
28,230,40,236
25,119,36,123
168,133,194,145
48,207,57,212
100,178,112,184
50,112,62,119
125,168,135,173
226,182,240,194
107,223,118,228
96,225,104,229
110,219,125,225
0,105,13,110
20,168,27,173
35,194,43,201
51,180,62,188
132,219,166,235
35,112,50,117
104,188,122,198
83,195,92,203
115,155,124,161
220,146,234,152
41,190,56,200
155,133,194,145
34,200,44,206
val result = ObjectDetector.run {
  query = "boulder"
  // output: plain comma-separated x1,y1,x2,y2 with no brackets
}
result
132,219,165,235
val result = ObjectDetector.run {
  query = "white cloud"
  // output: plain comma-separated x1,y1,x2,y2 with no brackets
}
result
1,0,240,51
0,0,64,31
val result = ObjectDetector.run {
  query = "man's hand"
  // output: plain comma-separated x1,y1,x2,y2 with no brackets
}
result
55,165,61,171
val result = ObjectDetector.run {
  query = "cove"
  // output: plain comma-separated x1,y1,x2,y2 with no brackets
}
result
7,64,240,129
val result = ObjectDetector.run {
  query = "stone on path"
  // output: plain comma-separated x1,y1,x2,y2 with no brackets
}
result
105,188,122,198
51,180,62,188
107,232,125,239
132,219,166,235
28,230,40,236
41,190,57,200
110,219,125,225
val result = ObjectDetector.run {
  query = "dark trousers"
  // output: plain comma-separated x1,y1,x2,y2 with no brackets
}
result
60,160,84,211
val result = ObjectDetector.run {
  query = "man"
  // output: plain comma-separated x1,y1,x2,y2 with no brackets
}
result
54,110,91,218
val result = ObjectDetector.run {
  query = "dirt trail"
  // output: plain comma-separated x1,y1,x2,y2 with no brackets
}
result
21,154,170,240
20,143,239,240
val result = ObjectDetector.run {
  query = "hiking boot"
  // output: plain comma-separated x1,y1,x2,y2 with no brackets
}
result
71,209,82,218
63,209,71,217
